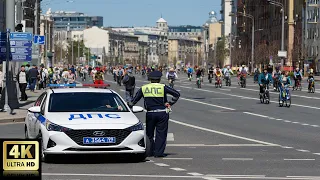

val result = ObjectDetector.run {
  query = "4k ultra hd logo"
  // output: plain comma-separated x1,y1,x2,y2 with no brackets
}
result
3,141,39,171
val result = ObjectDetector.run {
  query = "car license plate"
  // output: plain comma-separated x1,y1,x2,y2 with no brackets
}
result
83,137,116,144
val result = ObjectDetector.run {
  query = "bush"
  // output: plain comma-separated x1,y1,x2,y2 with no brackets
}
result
288,72,294,78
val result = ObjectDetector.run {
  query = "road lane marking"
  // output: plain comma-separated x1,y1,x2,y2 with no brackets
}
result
180,97,235,111
178,85,320,110
205,175,265,177
222,158,253,161
302,123,310,126
167,133,174,141
311,125,320,127
169,119,279,146
296,149,310,152
243,112,268,118
284,120,292,123
313,153,320,155
42,173,202,179
241,88,320,100
170,168,186,171
188,173,203,176
166,144,277,147
284,159,315,161
281,146,294,149
163,158,193,160
154,163,170,167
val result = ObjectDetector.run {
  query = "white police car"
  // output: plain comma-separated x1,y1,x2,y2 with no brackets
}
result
24,84,148,162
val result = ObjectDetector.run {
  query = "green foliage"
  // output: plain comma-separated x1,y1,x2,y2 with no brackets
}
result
216,37,229,67
67,40,90,64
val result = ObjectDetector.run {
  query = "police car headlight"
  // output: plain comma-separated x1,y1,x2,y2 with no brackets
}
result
45,120,72,132
126,121,144,131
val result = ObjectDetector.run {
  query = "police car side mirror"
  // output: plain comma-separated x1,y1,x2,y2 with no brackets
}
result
28,106,41,113
132,106,144,113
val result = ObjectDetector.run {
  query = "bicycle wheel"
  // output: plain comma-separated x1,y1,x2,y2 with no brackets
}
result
279,95,284,107
286,97,291,108
312,86,315,93
299,85,302,91
219,83,222,88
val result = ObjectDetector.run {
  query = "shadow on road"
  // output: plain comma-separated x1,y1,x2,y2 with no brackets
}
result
44,154,149,164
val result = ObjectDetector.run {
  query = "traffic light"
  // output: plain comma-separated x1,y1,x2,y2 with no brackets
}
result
15,23,23,32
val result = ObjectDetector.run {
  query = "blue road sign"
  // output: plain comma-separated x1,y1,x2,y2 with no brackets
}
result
33,35,45,45
9,32,33,61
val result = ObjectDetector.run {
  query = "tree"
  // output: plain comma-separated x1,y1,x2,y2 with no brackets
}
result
233,47,249,66
66,40,90,65
293,27,308,68
216,37,229,67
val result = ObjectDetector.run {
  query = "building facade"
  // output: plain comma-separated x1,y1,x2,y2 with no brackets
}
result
235,0,297,70
112,17,168,65
40,13,54,67
168,25,203,40
305,0,320,73
51,11,103,31
220,0,233,66
168,37,201,67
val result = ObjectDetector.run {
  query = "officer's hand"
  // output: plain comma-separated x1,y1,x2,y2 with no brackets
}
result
165,103,171,108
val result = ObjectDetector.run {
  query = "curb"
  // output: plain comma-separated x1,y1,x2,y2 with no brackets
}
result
0,117,25,124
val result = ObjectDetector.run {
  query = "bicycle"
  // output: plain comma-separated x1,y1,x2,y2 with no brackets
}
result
260,84,270,104
196,76,201,88
168,78,175,89
279,85,291,107
308,77,315,93
293,78,302,91
215,76,222,88
240,75,246,88
225,76,231,86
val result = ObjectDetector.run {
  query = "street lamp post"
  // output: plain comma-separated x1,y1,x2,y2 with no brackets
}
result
267,0,285,65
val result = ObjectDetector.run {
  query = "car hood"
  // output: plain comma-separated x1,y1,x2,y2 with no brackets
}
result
45,112,140,127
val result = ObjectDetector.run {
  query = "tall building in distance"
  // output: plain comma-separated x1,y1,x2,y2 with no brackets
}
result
220,0,233,66
51,11,103,31
168,25,203,40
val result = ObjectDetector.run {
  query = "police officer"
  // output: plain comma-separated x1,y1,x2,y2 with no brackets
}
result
131,71,180,158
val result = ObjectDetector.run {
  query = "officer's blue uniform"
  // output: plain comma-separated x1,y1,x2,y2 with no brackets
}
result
131,71,180,157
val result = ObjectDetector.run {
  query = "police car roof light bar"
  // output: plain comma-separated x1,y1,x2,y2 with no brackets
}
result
47,84,111,88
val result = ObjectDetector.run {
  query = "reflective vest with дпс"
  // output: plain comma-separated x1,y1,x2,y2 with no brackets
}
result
142,83,164,98
142,83,172,113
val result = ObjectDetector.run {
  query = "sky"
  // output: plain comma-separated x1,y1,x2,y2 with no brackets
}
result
41,0,221,27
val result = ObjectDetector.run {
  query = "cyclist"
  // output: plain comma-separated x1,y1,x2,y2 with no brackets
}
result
272,67,281,90
240,65,248,85
214,66,222,84
187,66,194,80
223,66,233,84
166,68,178,86
279,71,292,98
195,66,202,81
293,67,302,89
208,66,214,81
258,68,273,96
308,68,315,90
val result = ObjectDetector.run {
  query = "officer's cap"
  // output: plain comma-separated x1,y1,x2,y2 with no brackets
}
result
149,71,162,80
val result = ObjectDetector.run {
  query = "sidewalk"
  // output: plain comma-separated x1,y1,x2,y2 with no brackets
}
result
0,90,41,124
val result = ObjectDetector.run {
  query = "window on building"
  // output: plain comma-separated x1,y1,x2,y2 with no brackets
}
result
70,17,77,21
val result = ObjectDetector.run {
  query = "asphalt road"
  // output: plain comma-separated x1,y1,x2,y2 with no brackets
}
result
1,73,320,180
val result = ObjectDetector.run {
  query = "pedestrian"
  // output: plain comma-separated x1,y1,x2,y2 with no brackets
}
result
28,65,39,92
67,69,75,86
17,65,29,101
122,68,135,105
130,71,180,158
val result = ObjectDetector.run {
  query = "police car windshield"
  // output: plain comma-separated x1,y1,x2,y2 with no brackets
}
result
48,92,129,112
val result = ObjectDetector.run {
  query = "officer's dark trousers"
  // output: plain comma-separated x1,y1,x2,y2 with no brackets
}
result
146,111,169,156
